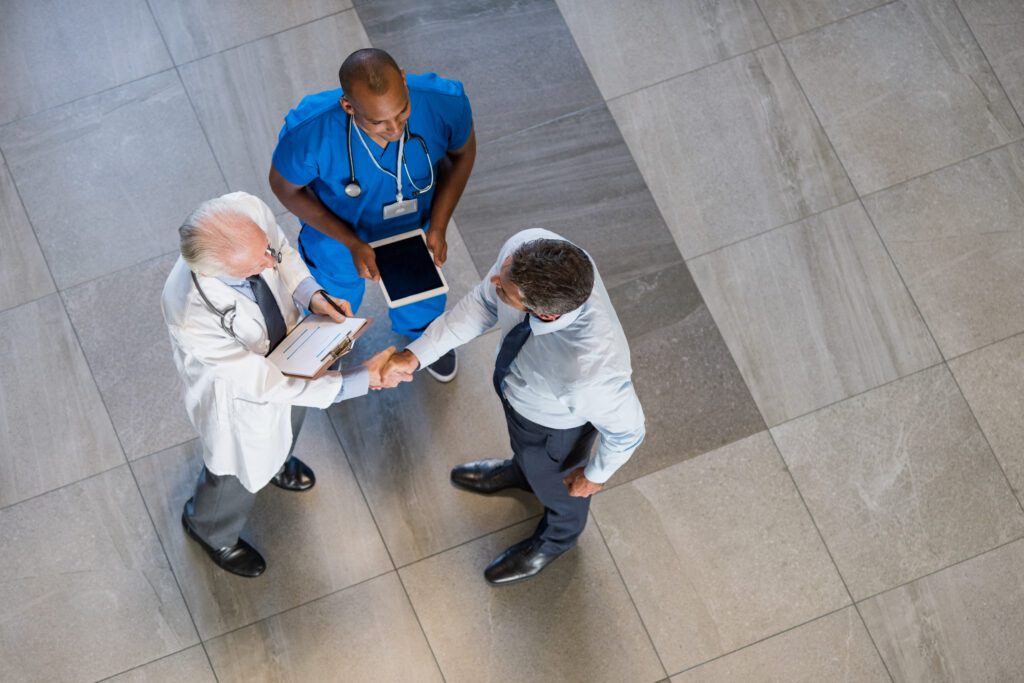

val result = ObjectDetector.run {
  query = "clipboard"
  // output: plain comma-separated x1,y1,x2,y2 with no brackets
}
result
267,314,372,380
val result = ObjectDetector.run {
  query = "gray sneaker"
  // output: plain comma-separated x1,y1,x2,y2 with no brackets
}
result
426,349,458,383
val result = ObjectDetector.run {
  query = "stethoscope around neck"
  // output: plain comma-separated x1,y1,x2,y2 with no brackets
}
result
343,114,435,201
189,246,282,343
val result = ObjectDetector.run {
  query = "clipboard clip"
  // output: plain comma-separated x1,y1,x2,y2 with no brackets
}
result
323,331,357,363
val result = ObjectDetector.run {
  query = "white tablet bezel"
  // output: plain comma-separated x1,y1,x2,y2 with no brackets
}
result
368,229,449,308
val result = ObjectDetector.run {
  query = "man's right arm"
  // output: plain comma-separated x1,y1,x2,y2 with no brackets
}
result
268,165,380,281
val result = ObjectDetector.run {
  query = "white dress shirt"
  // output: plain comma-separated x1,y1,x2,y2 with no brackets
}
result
407,228,645,483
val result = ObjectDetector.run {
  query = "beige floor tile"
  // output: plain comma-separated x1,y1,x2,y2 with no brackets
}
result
782,0,1022,194
689,201,939,426
0,71,226,289
106,646,215,683
670,607,888,682
0,295,124,508
593,432,849,673
63,253,195,461
0,466,197,683
757,0,890,39
131,410,392,640
179,12,369,216
329,225,542,566
205,573,442,683
949,333,1024,502
557,0,773,99
958,0,1024,120
772,365,1024,599
0,156,53,313
0,0,171,125
860,539,1024,682
399,518,665,683
864,142,1024,358
148,0,350,64
609,45,855,258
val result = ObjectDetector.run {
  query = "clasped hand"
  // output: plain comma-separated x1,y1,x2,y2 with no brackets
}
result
363,347,417,390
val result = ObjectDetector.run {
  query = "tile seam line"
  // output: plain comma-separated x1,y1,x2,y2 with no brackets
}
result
589,513,671,679
946,328,1024,364
0,460,126,514
601,0,901,107
392,569,449,683
765,425,896,682
94,643,205,682
476,101,607,149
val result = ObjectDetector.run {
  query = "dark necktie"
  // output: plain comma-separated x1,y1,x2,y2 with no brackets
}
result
493,314,532,397
247,274,287,353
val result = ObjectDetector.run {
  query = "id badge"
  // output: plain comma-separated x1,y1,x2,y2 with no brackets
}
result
383,197,418,220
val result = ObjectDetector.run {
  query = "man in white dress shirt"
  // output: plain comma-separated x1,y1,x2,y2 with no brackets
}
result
162,191,406,577
385,229,645,584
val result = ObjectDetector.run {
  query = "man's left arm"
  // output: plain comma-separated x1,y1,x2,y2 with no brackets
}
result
426,128,476,266
562,376,647,497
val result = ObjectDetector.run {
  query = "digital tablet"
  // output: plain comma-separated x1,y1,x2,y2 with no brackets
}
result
369,229,449,308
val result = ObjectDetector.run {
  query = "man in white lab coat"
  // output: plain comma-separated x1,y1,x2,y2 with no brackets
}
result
162,191,405,577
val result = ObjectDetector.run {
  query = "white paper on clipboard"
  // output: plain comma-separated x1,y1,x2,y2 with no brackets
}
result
267,314,368,379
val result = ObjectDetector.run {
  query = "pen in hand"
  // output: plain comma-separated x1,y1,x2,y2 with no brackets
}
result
316,289,351,319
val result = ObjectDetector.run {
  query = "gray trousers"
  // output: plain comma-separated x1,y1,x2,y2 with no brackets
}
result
185,406,306,548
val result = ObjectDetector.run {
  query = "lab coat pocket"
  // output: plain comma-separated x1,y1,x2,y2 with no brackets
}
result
229,397,273,437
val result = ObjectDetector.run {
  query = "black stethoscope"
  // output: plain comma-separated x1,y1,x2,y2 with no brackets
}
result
343,114,435,201
190,246,283,343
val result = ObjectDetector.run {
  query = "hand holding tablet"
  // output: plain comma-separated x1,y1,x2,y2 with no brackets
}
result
369,229,449,308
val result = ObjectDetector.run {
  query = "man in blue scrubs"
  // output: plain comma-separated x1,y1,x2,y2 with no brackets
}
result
269,48,476,381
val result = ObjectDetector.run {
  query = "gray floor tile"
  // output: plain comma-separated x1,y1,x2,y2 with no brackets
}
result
958,0,1024,122
63,253,195,461
864,142,1024,358
689,201,939,426
131,410,392,640
606,264,765,486
556,0,773,100
106,646,215,683
204,573,442,682
772,365,1024,600
328,225,542,566
670,607,888,682
609,45,855,258
179,11,370,216
0,0,171,125
756,0,891,39
148,0,351,64
454,104,683,290
0,466,197,683
0,295,124,509
593,432,849,673
0,71,225,289
399,518,665,683
949,334,1024,504
355,0,603,145
0,155,53,313
782,0,1023,195
859,539,1024,682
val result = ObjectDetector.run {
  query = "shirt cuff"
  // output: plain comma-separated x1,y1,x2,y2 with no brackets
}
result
405,336,444,370
333,366,370,403
583,461,612,485
292,277,321,311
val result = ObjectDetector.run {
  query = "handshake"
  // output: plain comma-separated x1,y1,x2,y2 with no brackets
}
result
361,347,423,390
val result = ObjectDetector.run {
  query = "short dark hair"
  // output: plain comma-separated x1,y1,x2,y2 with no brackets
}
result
338,48,401,96
509,239,595,317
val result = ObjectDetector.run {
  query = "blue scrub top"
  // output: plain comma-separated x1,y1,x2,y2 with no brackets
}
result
272,73,473,246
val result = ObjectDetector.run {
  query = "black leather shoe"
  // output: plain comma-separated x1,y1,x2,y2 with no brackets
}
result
181,505,266,578
271,456,315,492
450,459,532,494
484,537,566,585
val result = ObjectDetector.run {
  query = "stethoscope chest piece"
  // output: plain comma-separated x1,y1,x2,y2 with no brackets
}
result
344,179,362,198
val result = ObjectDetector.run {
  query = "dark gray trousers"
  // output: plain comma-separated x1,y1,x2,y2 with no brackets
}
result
502,400,598,554
185,406,306,548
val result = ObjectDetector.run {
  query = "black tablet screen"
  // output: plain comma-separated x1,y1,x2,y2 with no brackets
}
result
373,235,443,301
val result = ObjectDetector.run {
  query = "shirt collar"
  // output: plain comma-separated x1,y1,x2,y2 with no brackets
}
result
528,304,583,336
215,274,248,287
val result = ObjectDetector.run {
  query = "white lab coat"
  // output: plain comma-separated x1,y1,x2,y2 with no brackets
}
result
161,192,343,492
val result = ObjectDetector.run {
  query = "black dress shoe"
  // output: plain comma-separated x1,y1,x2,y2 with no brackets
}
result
181,507,266,578
484,537,566,585
271,456,315,492
450,459,532,494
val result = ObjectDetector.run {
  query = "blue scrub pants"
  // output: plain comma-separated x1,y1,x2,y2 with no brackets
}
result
297,225,446,339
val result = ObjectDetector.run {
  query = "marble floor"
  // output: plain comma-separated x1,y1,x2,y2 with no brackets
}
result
1,0,1022,681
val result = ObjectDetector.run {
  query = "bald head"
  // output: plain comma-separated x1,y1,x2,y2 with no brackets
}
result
179,197,273,278
339,48,402,97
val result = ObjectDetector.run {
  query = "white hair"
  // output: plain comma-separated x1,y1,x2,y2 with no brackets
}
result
178,196,259,276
